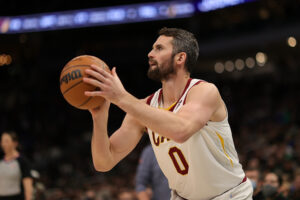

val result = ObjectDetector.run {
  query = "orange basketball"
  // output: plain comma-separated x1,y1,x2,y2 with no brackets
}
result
60,55,110,110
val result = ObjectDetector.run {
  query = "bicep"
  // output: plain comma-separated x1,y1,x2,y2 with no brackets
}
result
109,113,145,163
177,83,220,131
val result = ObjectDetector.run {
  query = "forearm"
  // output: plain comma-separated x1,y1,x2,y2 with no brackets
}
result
25,188,33,200
23,178,33,200
117,93,195,142
91,112,115,171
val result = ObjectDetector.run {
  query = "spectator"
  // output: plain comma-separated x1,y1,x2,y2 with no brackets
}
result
135,145,170,200
254,172,287,200
118,188,137,200
289,169,300,200
245,168,262,197
0,131,33,200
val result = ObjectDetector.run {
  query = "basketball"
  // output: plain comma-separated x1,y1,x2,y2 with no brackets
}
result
59,55,110,110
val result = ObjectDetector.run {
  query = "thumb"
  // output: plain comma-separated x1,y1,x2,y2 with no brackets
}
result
112,67,117,76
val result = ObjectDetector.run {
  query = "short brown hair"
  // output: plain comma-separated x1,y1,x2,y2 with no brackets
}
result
159,27,199,73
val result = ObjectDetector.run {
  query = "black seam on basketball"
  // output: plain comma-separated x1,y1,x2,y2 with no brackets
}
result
62,80,83,95
61,65,91,74
78,96,92,108
78,86,101,108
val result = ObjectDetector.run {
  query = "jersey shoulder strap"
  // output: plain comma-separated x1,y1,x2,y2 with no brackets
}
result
146,93,155,105
182,79,205,105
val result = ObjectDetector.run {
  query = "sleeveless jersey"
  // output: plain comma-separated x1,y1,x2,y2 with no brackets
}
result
146,78,245,200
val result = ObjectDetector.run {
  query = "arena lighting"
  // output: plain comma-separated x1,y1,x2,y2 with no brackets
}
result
6,55,12,65
287,36,297,47
245,57,255,68
225,60,234,72
235,58,245,71
214,62,225,73
197,0,256,12
0,56,4,66
0,0,258,34
214,55,264,73
0,54,12,66
255,52,267,67
0,1,195,34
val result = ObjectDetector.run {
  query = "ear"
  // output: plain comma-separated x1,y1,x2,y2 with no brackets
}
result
175,52,187,65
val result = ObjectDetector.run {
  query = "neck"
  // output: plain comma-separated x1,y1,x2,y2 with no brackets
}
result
161,72,190,107
5,150,19,160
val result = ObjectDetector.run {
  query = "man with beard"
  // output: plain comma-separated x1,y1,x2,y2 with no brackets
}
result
83,27,253,200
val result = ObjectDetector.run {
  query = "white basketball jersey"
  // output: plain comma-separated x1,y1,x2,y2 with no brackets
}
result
146,79,245,200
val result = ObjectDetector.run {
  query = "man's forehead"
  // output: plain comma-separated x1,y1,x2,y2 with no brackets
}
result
154,35,173,46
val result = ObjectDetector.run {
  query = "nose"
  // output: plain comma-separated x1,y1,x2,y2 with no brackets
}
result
148,49,154,59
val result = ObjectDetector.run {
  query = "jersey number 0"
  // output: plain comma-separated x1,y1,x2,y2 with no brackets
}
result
168,147,189,175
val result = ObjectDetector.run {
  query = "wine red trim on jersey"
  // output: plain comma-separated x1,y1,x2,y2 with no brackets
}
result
183,80,205,105
158,89,163,103
169,78,193,112
146,93,155,105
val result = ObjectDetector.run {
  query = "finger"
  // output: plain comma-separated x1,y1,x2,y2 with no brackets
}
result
90,64,112,78
83,77,105,88
84,91,104,97
112,67,117,76
111,67,121,82
90,64,107,77
85,69,106,83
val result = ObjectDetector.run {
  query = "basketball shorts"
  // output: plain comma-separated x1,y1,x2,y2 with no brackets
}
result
170,178,253,200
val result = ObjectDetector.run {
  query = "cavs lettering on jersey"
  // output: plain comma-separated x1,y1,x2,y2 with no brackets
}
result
146,78,245,200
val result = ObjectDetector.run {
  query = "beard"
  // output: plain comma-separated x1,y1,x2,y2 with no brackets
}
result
147,57,176,82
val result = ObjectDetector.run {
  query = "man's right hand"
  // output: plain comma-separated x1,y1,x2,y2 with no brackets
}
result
88,100,110,117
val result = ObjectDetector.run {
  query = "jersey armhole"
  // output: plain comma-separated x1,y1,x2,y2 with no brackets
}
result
183,80,205,105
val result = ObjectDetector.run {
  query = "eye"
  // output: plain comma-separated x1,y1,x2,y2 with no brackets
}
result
156,46,162,51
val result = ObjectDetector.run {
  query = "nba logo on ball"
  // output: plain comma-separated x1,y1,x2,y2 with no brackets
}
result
60,69,83,85
59,55,110,110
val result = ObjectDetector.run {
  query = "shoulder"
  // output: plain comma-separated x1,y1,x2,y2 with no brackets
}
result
187,81,220,102
191,81,218,92
17,156,33,178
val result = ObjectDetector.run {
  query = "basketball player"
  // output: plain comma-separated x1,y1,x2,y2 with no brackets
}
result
83,27,253,200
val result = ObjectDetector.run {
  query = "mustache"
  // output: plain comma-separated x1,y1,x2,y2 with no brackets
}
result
148,59,158,65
